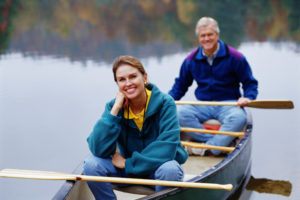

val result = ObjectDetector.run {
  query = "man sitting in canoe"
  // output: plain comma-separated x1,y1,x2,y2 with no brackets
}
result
169,16,258,156
84,55,188,200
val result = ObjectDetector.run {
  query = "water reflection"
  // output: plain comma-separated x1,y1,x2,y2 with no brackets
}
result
246,176,292,197
1,0,300,63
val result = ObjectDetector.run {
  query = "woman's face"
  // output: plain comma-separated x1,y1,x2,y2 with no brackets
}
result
115,64,147,101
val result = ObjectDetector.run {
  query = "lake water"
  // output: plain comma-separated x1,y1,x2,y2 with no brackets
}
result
1,1,300,199
1,42,299,200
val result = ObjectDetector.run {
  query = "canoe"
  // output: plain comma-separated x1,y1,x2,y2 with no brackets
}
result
53,109,253,200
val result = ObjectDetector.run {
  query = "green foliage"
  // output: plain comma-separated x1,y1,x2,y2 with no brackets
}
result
0,0,21,54
1,0,300,61
285,0,300,39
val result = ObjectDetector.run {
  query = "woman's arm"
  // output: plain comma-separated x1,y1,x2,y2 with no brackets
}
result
87,101,123,158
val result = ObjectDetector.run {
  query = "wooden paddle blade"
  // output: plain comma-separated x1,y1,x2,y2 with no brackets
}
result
175,100,294,109
247,100,294,109
0,169,77,181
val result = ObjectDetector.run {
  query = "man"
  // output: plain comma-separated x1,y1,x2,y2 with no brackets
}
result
169,17,258,156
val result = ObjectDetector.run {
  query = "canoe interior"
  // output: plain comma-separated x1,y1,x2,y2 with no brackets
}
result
146,110,253,200
53,110,252,200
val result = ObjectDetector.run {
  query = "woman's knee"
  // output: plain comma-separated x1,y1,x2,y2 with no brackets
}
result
155,161,183,181
83,155,107,176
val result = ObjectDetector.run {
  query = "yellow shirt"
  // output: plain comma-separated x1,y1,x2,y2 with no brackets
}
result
124,88,152,131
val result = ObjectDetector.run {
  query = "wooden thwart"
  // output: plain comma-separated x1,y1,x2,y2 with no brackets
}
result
181,127,244,137
175,100,294,109
181,141,235,152
0,169,233,191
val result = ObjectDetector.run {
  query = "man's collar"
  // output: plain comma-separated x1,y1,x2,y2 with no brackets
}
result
195,40,227,60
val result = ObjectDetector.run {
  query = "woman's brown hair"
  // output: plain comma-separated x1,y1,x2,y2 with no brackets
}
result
112,55,146,82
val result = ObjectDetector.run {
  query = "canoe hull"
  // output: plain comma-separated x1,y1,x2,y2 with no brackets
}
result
148,132,251,200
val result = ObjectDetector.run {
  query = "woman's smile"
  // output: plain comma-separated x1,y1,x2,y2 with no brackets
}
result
125,87,136,95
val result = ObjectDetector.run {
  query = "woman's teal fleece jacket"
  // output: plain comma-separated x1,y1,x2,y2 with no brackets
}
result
87,83,188,176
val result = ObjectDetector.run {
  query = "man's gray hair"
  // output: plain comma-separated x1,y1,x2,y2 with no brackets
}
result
195,17,220,36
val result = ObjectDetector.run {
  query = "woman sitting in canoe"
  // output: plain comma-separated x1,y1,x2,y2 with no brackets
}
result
83,55,188,200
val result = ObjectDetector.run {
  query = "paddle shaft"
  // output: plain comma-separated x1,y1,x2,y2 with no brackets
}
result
181,141,235,152
0,169,233,191
181,127,244,137
175,100,294,109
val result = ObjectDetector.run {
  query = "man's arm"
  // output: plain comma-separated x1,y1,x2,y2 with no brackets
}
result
168,59,194,100
236,57,258,101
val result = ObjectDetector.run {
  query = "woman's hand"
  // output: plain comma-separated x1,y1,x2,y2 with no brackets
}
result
112,152,126,169
110,91,127,116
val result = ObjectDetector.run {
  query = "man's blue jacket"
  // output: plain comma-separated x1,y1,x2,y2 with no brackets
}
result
169,40,258,101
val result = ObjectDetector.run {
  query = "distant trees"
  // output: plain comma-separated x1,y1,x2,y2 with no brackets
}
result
1,0,299,62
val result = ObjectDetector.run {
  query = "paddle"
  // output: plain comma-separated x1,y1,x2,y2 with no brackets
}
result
181,141,235,152
175,100,294,109
181,127,244,137
0,169,233,191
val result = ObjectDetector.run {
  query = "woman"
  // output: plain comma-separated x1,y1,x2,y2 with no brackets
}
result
83,55,188,200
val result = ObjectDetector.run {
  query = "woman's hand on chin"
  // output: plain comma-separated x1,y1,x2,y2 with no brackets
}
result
111,91,127,116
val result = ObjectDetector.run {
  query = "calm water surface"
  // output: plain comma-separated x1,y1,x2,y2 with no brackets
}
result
1,43,299,200
1,1,300,199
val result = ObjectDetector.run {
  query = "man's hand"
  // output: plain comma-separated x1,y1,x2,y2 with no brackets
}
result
112,152,126,169
237,97,250,108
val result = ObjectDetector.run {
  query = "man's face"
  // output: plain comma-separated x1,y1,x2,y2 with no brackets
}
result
197,25,219,55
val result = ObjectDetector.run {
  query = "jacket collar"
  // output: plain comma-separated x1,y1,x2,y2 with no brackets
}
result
144,83,163,119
